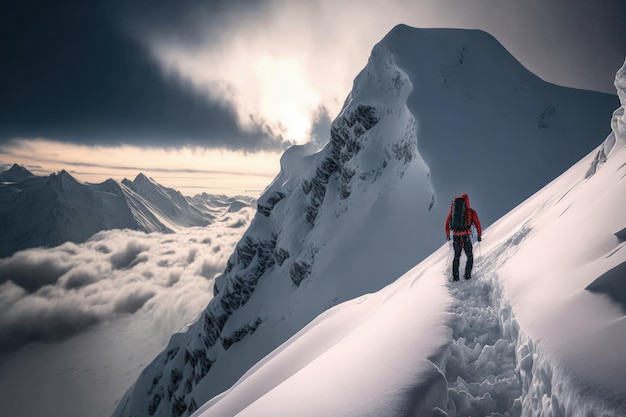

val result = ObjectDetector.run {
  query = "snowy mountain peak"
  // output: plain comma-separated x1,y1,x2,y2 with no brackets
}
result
134,172,155,185
113,27,618,417
122,172,210,229
0,163,35,182
47,169,82,193
0,169,253,257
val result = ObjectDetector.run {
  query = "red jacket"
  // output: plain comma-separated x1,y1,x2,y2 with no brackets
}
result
445,193,482,238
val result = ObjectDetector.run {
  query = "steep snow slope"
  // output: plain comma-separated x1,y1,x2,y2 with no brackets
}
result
112,27,618,417
0,169,251,257
385,26,618,226
189,59,626,417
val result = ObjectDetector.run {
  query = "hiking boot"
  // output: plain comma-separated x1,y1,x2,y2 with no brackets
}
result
453,276,460,281
464,275,471,280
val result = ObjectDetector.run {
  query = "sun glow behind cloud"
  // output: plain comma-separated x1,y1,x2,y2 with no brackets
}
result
0,138,280,196
143,0,425,145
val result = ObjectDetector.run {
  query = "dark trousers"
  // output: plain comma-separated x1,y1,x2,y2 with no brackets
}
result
452,234,473,279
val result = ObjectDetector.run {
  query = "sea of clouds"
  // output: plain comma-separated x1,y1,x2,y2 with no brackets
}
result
0,207,255,354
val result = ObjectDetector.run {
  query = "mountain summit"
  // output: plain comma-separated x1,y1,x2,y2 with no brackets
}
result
113,26,619,417
0,163,34,182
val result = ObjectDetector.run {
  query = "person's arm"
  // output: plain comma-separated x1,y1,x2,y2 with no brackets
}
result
472,209,482,240
445,211,451,240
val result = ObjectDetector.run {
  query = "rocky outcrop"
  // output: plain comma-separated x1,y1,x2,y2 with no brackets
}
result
257,191,286,217
304,104,380,224
290,260,312,286
221,318,263,350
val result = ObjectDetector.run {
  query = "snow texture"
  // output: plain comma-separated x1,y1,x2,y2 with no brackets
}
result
112,26,620,417
114,26,623,416
191,62,626,416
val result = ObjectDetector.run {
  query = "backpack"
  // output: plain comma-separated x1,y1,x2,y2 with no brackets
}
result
450,197,468,232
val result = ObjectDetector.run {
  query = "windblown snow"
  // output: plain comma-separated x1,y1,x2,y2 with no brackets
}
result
112,26,621,417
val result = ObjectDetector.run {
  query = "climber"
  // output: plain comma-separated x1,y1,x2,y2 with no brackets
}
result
445,193,482,280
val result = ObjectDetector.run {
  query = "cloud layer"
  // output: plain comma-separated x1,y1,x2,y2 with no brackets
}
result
3,0,624,152
0,2,284,151
0,207,254,353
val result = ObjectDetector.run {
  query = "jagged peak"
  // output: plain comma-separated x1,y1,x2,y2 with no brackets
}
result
7,163,31,173
0,163,35,181
53,169,77,181
134,172,154,184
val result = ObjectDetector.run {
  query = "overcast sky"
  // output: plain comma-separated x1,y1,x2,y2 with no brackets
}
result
1,0,625,195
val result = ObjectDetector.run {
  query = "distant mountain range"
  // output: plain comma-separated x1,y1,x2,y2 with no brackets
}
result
0,165,254,258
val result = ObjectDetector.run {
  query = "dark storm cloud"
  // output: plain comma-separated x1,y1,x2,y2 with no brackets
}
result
0,0,284,151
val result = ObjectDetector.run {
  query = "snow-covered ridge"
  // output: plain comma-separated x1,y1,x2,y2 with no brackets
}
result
113,26,619,417
0,168,254,258
189,63,626,417
586,58,626,177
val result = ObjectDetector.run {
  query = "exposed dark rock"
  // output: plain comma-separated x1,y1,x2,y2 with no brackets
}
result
340,165,356,199
203,310,229,348
188,398,198,415
221,317,263,350
305,156,338,224
291,261,312,286
305,104,379,223
170,368,183,393
538,104,556,129
149,372,163,395
194,352,213,384
275,247,290,266
165,347,180,364
147,393,161,416
391,139,415,164
585,148,608,179
184,378,193,394
429,193,436,211
171,395,187,417
257,191,286,217
302,179,312,195
235,237,258,269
